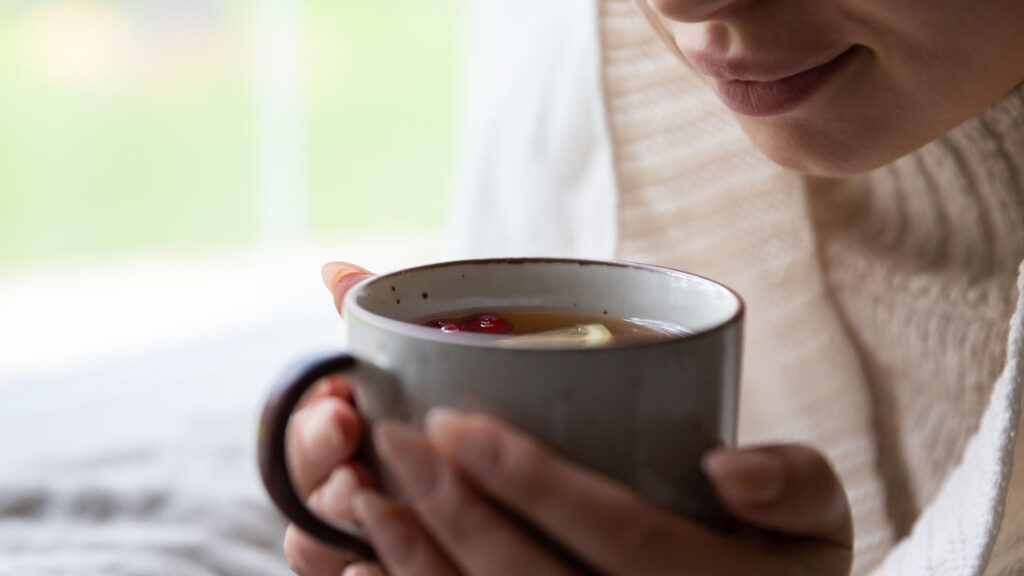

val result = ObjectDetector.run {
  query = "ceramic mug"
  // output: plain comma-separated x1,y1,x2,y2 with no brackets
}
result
258,258,744,560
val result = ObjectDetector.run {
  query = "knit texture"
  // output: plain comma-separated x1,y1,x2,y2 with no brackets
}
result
809,85,1024,536
599,1,1024,574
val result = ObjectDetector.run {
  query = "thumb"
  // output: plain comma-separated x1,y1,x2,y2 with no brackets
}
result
321,262,375,316
702,444,853,548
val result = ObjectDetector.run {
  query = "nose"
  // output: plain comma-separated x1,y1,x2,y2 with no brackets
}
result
649,0,744,22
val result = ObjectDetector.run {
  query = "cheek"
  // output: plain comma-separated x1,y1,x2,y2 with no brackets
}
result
849,0,1024,113
734,2,1024,175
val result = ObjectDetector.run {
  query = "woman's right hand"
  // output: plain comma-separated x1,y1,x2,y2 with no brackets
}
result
283,263,377,575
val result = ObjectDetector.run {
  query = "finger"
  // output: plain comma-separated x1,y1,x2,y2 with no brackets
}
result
374,423,578,576
296,375,355,412
425,409,750,576
342,563,388,576
284,523,360,576
322,262,374,316
351,491,462,576
701,445,853,548
283,466,376,576
308,465,374,525
286,396,363,498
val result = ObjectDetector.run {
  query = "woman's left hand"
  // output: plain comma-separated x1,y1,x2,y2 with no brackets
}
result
341,410,853,576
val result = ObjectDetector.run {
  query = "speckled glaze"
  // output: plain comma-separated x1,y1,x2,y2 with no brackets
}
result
259,258,744,557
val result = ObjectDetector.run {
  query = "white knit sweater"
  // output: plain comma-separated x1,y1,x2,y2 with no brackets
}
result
454,1,1024,574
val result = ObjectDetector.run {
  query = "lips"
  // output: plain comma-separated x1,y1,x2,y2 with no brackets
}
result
687,46,862,117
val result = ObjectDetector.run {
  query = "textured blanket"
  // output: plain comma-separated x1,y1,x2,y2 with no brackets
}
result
0,315,340,575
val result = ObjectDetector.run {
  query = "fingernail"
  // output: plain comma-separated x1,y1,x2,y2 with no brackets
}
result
351,490,415,566
702,448,786,507
302,402,346,464
425,408,500,475
320,467,358,522
375,423,439,499
321,263,372,316
321,262,372,292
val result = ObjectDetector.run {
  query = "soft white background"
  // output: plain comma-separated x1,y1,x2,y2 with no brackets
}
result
0,1,606,572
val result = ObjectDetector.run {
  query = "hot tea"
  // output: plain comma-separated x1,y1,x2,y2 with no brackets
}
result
418,308,691,347
262,258,744,554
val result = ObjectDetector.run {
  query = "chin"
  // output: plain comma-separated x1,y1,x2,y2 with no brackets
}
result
734,115,917,178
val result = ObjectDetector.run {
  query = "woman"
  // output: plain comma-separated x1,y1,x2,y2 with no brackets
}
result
284,0,1024,574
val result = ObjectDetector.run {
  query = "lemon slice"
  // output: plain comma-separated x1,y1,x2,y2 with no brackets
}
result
497,323,614,348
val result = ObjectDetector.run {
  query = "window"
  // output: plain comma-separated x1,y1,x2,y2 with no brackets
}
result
0,0,459,384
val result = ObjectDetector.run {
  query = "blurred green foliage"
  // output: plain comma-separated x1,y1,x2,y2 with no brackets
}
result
0,0,456,271
307,1,456,236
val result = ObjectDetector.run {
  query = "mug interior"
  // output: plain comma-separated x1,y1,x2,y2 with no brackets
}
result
346,259,742,345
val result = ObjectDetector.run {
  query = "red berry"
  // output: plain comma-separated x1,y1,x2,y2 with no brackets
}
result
441,323,461,333
464,314,513,334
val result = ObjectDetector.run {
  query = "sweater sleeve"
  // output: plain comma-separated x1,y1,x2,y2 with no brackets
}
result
868,263,1024,576
982,400,1024,575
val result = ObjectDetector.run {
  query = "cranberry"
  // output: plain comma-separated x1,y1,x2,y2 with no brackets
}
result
440,323,461,333
463,314,513,334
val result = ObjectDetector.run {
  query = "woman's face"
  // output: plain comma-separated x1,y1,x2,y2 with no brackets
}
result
643,0,1024,175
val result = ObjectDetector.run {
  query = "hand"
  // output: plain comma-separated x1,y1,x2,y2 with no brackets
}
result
282,263,376,575
343,415,852,576
283,262,853,576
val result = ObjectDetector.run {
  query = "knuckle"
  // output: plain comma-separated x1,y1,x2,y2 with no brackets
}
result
468,414,561,508
313,466,360,523
465,414,509,451
304,399,359,454
424,466,496,547
297,378,348,410
333,405,362,447
315,396,351,424
504,432,547,472
495,428,551,497
443,495,496,547
321,375,354,399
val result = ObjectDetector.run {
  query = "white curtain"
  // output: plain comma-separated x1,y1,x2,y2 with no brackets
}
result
449,0,618,260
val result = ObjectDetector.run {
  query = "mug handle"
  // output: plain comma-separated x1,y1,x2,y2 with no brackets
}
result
258,353,378,560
